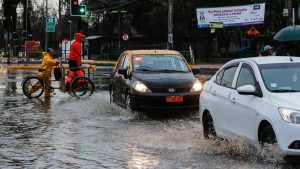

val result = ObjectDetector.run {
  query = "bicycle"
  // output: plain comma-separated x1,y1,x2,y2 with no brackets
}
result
22,61,96,98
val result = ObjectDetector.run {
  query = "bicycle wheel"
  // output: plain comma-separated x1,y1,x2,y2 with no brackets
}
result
70,76,95,98
22,76,44,98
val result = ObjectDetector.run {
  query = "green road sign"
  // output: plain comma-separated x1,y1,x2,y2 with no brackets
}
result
46,17,56,32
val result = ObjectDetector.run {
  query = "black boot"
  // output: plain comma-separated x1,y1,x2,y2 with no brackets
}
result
65,83,70,91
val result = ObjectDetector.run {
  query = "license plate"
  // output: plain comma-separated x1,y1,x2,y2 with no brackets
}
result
166,96,183,103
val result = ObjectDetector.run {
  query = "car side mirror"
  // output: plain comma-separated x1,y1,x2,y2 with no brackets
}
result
192,67,200,75
118,68,131,79
237,85,256,95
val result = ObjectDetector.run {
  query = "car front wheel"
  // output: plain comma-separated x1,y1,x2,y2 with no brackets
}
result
125,93,137,111
260,125,277,145
203,113,217,140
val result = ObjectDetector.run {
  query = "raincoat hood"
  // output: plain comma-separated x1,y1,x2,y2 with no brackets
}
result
75,33,85,42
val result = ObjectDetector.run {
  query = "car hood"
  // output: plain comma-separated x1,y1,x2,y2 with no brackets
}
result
269,92,300,109
133,72,196,87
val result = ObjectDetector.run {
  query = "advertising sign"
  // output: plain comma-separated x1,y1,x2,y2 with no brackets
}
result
196,3,265,28
25,41,41,51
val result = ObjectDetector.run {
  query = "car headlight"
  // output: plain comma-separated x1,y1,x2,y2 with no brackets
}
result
279,107,300,124
132,81,151,93
190,79,202,92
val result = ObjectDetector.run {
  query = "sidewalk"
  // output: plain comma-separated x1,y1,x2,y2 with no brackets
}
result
193,63,223,70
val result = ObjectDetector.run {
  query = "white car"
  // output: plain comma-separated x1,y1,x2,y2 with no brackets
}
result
199,56,300,156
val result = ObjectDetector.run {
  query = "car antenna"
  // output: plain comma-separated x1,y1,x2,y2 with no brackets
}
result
287,53,293,61
153,41,156,52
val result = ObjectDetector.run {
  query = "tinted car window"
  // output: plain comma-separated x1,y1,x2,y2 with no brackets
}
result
220,66,238,88
132,54,189,72
236,64,255,88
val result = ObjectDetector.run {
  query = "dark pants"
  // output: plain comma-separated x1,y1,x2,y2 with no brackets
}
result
66,60,84,85
68,60,80,71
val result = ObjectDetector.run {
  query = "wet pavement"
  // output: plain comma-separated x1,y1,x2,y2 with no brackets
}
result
0,65,299,169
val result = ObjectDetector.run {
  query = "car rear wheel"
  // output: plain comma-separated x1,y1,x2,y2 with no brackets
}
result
203,113,217,140
260,125,277,145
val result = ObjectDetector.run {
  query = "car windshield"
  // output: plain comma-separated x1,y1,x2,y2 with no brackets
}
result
259,63,300,92
132,54,190,73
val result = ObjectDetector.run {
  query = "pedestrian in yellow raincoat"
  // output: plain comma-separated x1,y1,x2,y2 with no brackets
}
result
28,48,58,97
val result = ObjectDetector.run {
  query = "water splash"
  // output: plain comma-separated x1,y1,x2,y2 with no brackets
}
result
203,137,285,166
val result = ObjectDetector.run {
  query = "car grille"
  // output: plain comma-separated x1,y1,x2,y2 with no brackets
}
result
149,87,191,93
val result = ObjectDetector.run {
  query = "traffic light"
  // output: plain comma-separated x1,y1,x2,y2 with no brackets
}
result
12,32,18,40
12,32,18,46
70,0,86,16
22,30,27,40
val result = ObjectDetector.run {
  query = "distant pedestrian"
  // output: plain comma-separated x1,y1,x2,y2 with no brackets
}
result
247,26,261,52
259,45,273,56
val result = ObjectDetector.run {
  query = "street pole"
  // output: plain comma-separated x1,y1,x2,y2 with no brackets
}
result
26,0,28,39
287,0,292,25
118,11,121,52
69,20,72,41
111,10,127,52
45,0,48,50
168,0,173,49
58,0,62,41
25,0,28,60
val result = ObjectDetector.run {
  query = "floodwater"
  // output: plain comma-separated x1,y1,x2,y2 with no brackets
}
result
0,65,299,169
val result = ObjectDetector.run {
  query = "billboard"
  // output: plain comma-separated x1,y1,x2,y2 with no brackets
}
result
196,3,265,28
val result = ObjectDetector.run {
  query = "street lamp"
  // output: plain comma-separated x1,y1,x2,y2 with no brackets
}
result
25,0,28,40
68,20,72,41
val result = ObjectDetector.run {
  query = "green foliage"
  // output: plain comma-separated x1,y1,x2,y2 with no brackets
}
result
127,0,168,39
51,51,61,58
27,51,43,59
3,53,10,58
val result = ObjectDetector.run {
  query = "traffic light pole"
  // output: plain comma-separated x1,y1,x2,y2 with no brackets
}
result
167,0,173,49
25,0,28,60
45,0,48,51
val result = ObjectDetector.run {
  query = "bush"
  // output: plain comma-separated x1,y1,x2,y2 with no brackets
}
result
3,53,10,58
51,51,61,58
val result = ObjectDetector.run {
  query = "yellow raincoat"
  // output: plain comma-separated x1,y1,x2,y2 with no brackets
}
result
29,52,57,97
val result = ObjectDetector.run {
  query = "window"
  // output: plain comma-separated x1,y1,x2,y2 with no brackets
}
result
236,64,256,88
215,69,224,85
220,66,238,88
121,54,130,69
260,63,300,92
116,54,125,69
132,54,189,72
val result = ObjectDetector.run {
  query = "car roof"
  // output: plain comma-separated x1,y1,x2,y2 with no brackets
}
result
233,56,300,65
125,50,181,55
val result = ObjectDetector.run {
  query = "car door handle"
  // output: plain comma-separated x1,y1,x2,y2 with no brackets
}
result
212,90,216,95
231,97,236,103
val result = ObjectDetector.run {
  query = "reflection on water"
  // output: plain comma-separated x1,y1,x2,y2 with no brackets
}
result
0,67,300,168
127,146,159,169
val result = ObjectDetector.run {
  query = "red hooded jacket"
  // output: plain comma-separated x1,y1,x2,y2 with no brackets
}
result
69,33,85,65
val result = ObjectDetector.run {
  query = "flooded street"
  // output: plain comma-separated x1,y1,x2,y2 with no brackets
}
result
0,66,299,169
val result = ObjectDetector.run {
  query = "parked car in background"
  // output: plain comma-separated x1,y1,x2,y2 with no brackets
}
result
110,50,202,112
199,56,300,156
